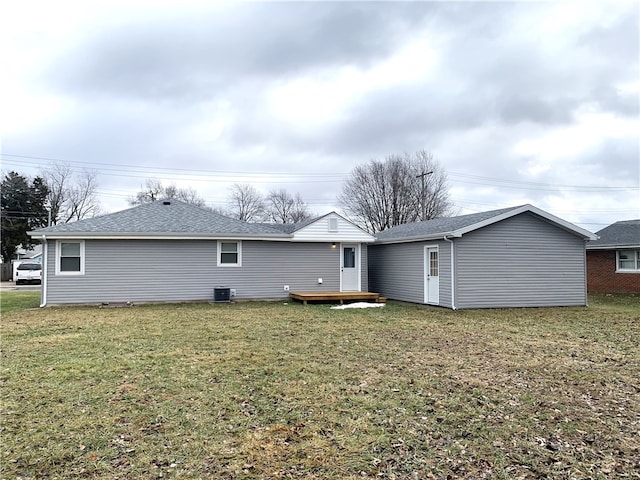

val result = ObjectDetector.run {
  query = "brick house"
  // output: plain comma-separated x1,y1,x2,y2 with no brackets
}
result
586,220,640,294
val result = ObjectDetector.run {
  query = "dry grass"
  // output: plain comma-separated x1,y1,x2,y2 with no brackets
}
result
1,294,639,479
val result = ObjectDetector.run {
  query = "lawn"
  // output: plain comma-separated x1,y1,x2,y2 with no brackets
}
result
1,294,638,479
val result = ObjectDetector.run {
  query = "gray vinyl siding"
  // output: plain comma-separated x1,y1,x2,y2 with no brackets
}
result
44,240,341,304
368,240,451,307
454,213,587,308
360,244,368,292
438,242,452,308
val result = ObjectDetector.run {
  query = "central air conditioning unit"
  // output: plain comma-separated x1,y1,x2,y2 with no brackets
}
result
213,286,231,303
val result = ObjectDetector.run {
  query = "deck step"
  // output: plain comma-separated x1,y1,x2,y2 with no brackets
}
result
290,291,382,305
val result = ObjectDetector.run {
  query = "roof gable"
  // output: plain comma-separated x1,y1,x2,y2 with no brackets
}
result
290,212,376,242
588,219,640,249
374,204,597,243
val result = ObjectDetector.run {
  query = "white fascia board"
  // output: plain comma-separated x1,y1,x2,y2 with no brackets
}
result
451,204,598,240
587,244,640,250
27,232,292,241
373,232,459,245
291,234,376,243
292,236,376,243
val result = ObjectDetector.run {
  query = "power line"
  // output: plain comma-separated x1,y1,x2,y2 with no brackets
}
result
3,152,638,191
447,171,638,190
1,154,348,179
1,158,344,184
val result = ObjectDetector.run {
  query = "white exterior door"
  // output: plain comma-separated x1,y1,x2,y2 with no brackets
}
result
341,244,360,291
424,246,440,304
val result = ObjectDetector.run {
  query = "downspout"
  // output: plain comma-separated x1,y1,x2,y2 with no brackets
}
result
584,239,588,307
443,235,456,310
40,236,47,307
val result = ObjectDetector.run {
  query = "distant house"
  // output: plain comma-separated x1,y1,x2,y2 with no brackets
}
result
28,199,375,306
586,220,640,294
369,205,597,309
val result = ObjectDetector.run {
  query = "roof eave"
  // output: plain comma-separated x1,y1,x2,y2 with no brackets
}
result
28,231,292,241
374,232,460,244
587,244,640,250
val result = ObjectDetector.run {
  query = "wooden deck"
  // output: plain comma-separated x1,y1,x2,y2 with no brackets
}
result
290,291,385,305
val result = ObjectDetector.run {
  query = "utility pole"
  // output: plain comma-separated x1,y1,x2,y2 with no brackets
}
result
416,171,433,221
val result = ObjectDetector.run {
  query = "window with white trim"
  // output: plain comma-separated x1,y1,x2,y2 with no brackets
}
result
617,250,640,271
218,241,242,266
56,240,85,275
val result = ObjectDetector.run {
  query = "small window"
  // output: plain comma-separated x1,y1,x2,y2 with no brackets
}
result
343,247,356,268
56,240,85,275
430,250,439,277
617,250,640,271
218,241,242,267
328,218,338,232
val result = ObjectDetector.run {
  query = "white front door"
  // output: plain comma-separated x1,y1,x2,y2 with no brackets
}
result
424,246,440,304
341,244,360,291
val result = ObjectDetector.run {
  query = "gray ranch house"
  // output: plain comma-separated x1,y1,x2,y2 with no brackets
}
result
369,205,597,309
28,199,375,306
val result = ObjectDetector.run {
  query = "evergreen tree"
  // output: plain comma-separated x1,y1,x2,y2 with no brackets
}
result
1,171,49,262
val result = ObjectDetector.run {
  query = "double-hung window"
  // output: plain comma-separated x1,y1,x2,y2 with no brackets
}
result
218,241,242,267
56,240,85,275
617,250,640,272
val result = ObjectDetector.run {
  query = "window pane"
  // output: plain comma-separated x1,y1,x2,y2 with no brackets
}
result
430,251,439,277
619,250,635,269
60,257,81,272
221,242,237,253
220,252,238,264
343,248,355,268
61,242,81,256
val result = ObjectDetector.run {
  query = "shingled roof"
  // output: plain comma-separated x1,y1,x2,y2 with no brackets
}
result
254,215,320,234
29,199,289,238
587,219,640,249
374,204,596,243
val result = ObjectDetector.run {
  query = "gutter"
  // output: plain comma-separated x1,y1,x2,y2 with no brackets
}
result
375,231,461,245
27,233,293,241
443,235,456,310
586,244,639,250
40,235,47,308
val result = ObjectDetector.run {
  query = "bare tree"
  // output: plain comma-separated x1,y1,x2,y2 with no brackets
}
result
209,205,233,216
41,163,101,224
265,189,293,223
338,150,453,233
129,179,207,207
289,193,312,223
41,163,72,224
65,170,101,222
265,189,313,224
171,186,207,208
128,179,165,205
228,184,265,221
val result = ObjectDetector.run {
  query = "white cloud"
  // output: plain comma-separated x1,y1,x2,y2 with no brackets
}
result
1,1,637,230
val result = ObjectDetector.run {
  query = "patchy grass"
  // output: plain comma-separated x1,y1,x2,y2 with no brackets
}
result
1,297,639,479
0,290,40,315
